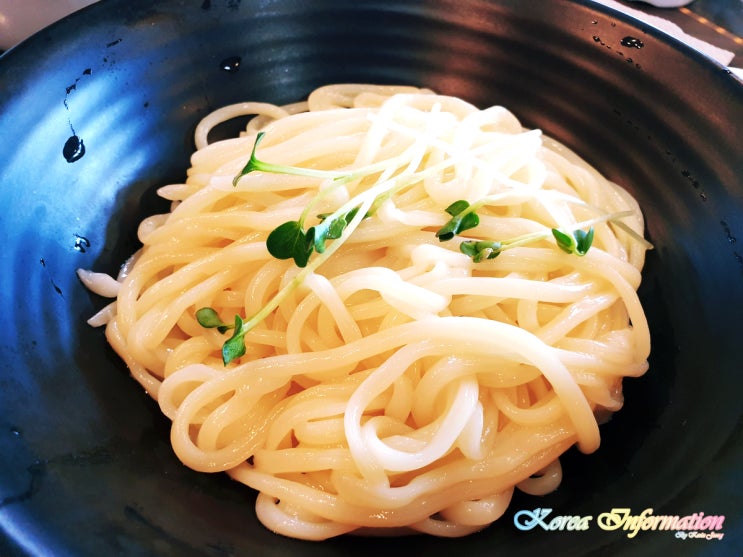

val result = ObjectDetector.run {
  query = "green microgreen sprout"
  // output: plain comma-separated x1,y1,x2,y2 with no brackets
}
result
458,226,595,263
552,226,595,256
236,132,395,267
195,309,246,364
310,206,364,253
265,220,315,267
264,206,370,266
435,200,481,241
440,201,640,263
459,240,503,263
205,189,381,365
221,315,247,363
233,132,345,187
234,131,359,267
194,196,373,365
434,192,521,242
195,307,233,333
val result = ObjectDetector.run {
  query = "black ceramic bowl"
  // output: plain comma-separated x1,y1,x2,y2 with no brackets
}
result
1,1,741,556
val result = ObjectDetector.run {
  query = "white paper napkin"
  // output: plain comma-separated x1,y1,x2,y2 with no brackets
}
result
591,0,739,74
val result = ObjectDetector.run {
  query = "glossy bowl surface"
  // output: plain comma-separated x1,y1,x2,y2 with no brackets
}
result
0,1,741,556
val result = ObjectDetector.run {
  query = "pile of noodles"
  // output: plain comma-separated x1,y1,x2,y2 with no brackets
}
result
79,84,650,540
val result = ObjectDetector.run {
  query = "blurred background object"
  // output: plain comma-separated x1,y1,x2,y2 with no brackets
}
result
0,0,98,50
630,0,694,6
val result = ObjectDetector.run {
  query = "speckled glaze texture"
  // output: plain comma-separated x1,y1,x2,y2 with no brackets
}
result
0,1,741,556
